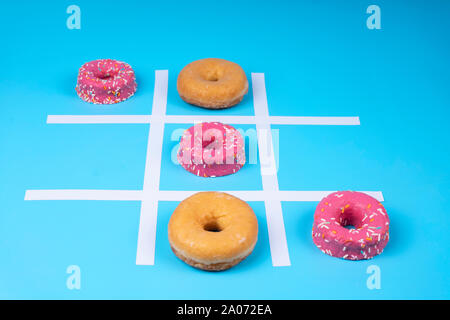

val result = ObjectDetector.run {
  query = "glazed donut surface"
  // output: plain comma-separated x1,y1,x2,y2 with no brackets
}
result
168,192,258,271
177,122,246,178
312,191,390,260
75,59,137,104
177,58,248,109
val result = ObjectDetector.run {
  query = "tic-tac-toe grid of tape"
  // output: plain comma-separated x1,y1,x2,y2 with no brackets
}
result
24,70,384,267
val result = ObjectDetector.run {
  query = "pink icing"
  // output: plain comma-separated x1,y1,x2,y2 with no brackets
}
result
75,59,137,104
177,122,245,177
312,191,390,260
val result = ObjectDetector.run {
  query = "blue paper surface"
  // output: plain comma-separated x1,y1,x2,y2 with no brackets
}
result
0,0,449,299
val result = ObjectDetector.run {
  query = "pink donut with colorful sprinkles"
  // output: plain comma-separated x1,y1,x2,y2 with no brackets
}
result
312,191,390,260
177,122,245,177
75,59,137,104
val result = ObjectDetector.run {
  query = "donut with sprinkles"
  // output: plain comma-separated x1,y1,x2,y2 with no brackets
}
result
75,59,137,104
312,191,390,260
177,122,245,177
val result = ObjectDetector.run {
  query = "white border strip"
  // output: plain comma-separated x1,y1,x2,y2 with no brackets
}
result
46,115,360,126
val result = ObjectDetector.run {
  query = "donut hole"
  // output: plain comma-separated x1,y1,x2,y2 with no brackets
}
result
98,73,112,80
339,208,363,229
206,75,219,82
201,69,223,82
94,69,117,80
203,221,222,232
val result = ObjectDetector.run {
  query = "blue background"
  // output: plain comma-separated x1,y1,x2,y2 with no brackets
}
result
1,0,449,299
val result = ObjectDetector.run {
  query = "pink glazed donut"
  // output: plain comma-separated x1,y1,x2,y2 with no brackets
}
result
312,191,390,260
177,122,245,177
75,59,137,104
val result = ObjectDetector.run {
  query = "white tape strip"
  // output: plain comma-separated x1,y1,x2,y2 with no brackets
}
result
46,115,360,126
252,73,291,267
24,189,384,202
278,191,384,202
136,199,159,265
47,115,151,124
164,115,256,124
24,189,143,201
157,190,265,202
269,116,360,125
136,70,168,266
264,199,291,266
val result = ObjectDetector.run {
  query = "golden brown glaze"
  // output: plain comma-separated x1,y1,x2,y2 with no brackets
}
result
170,246,252,272
177,58,248,109
168,192,258,271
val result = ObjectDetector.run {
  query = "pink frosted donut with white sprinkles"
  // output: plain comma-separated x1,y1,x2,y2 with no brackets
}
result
75,59,137,104
312,191,390,260
177,122,245,177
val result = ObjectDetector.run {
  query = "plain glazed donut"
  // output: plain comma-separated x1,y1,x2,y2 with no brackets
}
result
75,59,137,104
168,192,258,271
177,122,246,177
312,191,390,260
177,58,248,109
